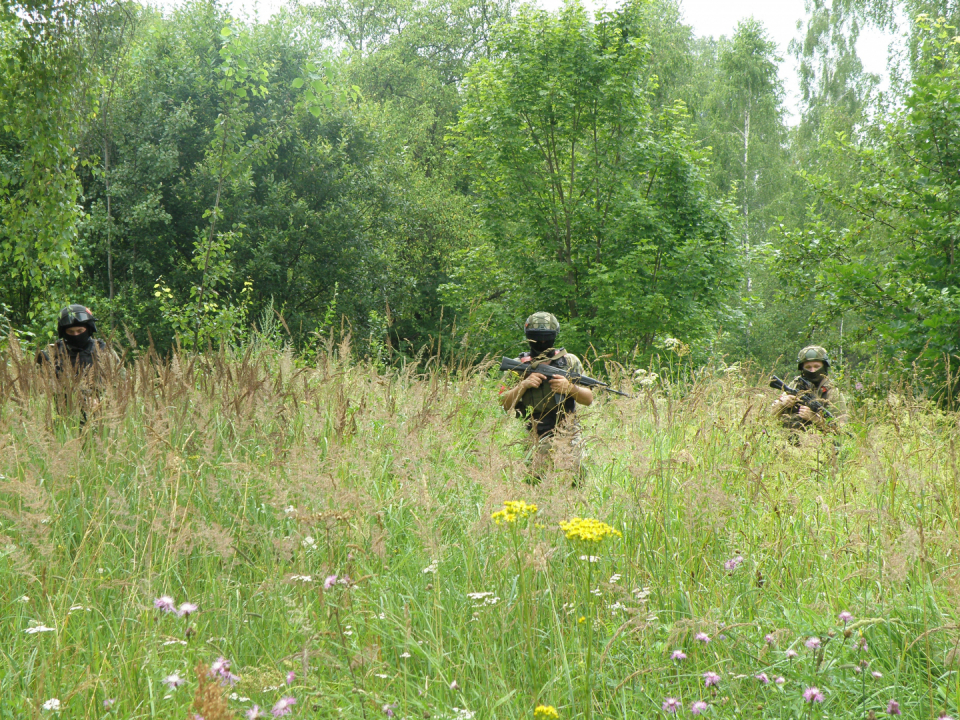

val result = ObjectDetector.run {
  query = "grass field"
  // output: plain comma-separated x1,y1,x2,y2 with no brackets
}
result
2,339,959,719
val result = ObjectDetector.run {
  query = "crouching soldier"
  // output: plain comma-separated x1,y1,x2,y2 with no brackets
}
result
499,312,593,482
772,345,848,434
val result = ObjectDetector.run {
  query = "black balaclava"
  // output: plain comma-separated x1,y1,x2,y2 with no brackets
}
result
525,330,557,357
801,366,826,384
63,327,92,349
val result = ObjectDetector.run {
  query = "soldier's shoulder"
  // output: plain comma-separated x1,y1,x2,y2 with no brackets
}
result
562,352,584,371
35,342,60,365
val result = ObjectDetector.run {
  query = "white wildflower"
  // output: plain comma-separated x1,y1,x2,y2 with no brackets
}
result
24,625,56,634
41,699,61,711
422,561,438,574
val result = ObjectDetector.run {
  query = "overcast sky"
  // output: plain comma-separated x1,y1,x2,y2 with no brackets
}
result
153,0,898,122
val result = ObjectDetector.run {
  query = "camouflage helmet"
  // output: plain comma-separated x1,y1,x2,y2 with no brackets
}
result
524,312,560,333
57,304,97,338
797,345,830,371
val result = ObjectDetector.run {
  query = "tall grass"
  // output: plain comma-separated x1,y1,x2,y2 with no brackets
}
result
1,337,959,719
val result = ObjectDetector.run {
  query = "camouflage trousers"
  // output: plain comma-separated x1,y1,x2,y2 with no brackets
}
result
525,418,586,483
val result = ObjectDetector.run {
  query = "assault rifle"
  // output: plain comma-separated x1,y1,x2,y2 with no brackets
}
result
769,376,834,420
500,356,631,404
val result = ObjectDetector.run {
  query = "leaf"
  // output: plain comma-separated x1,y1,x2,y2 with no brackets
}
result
292,77,304,89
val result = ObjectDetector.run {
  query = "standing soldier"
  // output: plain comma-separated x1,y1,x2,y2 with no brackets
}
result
772,345,848,433
36,304,120,421
500,312,593,481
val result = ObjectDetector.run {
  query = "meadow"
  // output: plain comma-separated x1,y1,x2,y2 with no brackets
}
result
1,338,959,720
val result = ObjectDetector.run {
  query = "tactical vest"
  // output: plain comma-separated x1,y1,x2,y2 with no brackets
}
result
515,348,579,434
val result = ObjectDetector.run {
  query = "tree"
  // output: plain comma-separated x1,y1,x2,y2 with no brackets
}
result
0,1,90,328
775,18,960,384
446,0,739,359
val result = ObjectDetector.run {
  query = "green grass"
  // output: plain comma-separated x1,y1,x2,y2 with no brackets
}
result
1,345,959,719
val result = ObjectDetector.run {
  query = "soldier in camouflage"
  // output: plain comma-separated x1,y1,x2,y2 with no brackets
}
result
500,312,593,480
772,345,848,432
36,304,121,421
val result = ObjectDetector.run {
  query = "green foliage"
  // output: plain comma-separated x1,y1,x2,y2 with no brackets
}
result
447,0,739,360
0,1,88,324
776,18,960,383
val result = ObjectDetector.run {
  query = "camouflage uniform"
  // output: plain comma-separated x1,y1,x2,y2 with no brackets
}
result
503,312,587,479
776,376,848,432
775,345,848,434
36,305,121,422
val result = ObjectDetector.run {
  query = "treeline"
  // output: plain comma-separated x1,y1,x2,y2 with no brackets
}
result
2,0,960,383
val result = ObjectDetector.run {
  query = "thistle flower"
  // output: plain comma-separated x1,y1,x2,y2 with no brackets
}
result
383,705,396,717
695,632,710,644
690,701,708,716
872,671,883,679
671,650,687,661
703,671,720,687
802,687,824,703
154,596,176,614
785,649,798,659
805,637,822,649
937,714,953,720
534,707,559,719
775,677,786,685
286,671,295,685
323,575,338,590
271,697,296,717
491,501,538,525
839,611,854,623
177,602,198,618
246,707,262,720
559,517,622,543
661,698,681,714
162,673,185,690
724,555,744,571
887,700,901,716
103,699,115,710
764,634,775,645
755,673,770,684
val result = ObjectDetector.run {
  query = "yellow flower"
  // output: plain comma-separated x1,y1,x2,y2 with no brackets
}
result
491,500,538,525
535,706,560,719
577,616,586,624
559,517,622,543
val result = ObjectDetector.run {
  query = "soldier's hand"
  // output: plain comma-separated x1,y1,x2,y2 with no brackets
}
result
773,392,797,409
797,405,818,422
549,376,574,395
521,373,547,390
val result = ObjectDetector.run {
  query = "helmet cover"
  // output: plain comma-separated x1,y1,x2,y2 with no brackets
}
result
797,345,830,371
524,312,560,333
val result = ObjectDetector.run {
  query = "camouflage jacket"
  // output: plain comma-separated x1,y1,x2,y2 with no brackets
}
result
506,348,584,436
777,375,848,431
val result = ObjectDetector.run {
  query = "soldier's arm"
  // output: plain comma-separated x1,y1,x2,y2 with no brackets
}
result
558,357,593,406
500,372,545,412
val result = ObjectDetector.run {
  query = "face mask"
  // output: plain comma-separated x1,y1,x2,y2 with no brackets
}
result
64,328,91,349
801,368,825,384
526,331,556,356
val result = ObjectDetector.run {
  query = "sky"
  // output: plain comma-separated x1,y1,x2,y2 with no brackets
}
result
154,0,898,122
